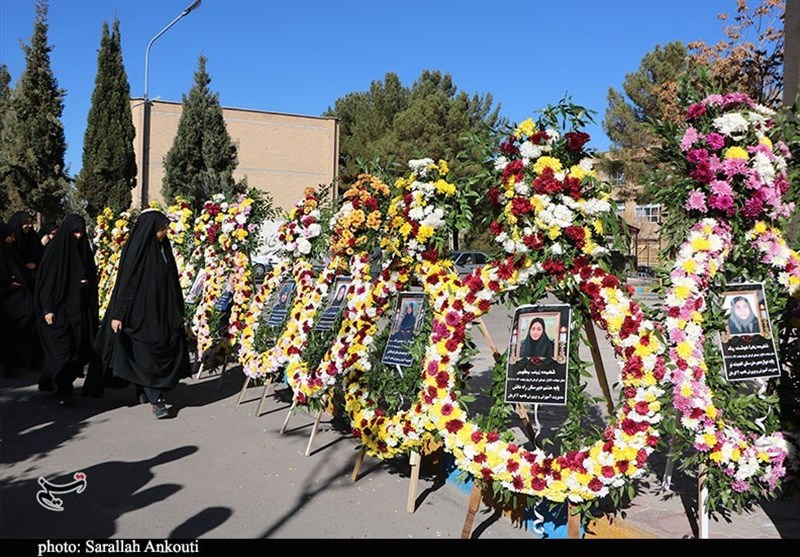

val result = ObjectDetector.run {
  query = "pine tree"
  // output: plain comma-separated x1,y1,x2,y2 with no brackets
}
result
162,55,239,210
0,0,69,220
0,64,11,218
75,19,137,218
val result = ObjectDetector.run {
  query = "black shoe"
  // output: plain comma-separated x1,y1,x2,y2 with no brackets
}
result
55,393,72,407
152,402,169,419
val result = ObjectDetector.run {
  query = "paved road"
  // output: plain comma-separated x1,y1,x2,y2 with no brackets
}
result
1,289,798,539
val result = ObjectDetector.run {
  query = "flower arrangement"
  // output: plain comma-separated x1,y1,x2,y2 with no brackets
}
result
285,175,393,404
651,91,800,512
277,187,324,258
165,197,195,291
94,207,136,319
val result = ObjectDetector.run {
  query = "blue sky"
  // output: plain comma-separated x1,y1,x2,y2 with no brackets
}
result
0,0,736,176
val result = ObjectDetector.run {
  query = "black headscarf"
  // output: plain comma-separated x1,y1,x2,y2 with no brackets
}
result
38,220,58,242
33,214,99,379
97,209,190,389
8,211,44,270
518,317,554,359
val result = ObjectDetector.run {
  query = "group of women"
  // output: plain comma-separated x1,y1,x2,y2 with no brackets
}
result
0,209,189,419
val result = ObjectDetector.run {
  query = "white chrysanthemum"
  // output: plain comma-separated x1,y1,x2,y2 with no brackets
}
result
734,456,760,480
495,232,509,243
296,238,312,255
713,112,749,138
545,128,560,142
514,181,530,196
561,196,579,209
591,246,609,257
554,171,566,181
494,156,509,171
306,223,322,238
550,243,563,255
409,158,435,176
520,141,546,160
309,209,321,220
408,207,425,221
751,152,776,185
583,198,612,216
578,158,595,172
503,239,516,253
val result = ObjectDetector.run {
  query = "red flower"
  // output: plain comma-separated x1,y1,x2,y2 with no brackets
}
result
617,461,629,474
475,453,487,464
477,300,491,313
601,274,619,288
564,131,590,152
446,419,463,433
471,431,484,444
487,431,500,443
531,477,547,491
499,137,519,155
532,167,562,195
588,477,604,492
507,460,520,473
489,221,504,235
445,337,461,352
622,419,639,436
436,371,450,389
487,188,502,206
512,475,524,490
421,248,440,262
510,197,532,216
441,403,453,416
481,468,493,480
522,233,544,250
601,466,615,478
636,449,649,466
635,401,650,415
686,102,706,120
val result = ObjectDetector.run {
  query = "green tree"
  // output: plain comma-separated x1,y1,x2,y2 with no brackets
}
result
601,42,694,195
0,0,69,220
75,19,137,218
0,64,11,218
325,70,502,187
162,55,240,210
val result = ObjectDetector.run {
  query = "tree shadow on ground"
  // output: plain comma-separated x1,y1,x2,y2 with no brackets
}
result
0,446,199,538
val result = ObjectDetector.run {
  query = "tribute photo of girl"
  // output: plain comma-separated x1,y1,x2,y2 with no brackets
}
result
504,304,572,406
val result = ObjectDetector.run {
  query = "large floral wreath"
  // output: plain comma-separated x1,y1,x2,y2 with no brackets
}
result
94,207,136,319
653,92,799,510
386,112,666,503
236,187,328,379
285,174,393,404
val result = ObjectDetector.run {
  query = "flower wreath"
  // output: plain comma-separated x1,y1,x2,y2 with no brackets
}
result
285,174,393,404
658,93,799,505
164,196,195,292
338,159,474,458
94,207,136,319
235,187,327,379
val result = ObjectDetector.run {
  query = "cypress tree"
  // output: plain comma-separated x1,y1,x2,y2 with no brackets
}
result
76,18,137,218
0,64,11,218
162,55,239,210
0,0,69,220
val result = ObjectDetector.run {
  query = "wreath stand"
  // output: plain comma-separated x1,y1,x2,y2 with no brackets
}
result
280,395,324,457
459,316,615,539
194,346,232,392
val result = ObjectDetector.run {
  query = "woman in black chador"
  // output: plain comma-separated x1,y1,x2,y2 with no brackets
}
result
8,211,44,282
390,302,418,342
96,210,190,419
510,317,554,374
0,222,37,375
34,215,100,403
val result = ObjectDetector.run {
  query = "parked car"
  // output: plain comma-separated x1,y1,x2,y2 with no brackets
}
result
251,254,275,285
452,251,488,276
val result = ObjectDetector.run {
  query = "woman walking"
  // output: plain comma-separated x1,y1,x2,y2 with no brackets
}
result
34,215,100,403
96,209,190,419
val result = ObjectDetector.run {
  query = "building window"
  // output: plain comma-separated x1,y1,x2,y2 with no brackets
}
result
635,203,661,223
613,172,626,187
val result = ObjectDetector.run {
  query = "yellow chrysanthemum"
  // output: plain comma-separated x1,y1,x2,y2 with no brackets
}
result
674,285,691,300
515,118,536,137
417,224,435,242
690,237,710,251
682,259,697,274
438,159,449,175
676,341,694,359
532,156,563,176
435,179,456,196
759,136,773,149
568,165,588,181
724,146,748,160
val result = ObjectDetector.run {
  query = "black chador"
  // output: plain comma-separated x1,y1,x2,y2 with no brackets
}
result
0,222,37,373
96,210,190,411
8,211,44,282
34,215,100,401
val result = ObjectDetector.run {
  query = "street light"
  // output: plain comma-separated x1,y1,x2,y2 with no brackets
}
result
139,0,202,207
144,0,202,101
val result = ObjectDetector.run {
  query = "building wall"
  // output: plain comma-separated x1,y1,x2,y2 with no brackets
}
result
130,98,339,212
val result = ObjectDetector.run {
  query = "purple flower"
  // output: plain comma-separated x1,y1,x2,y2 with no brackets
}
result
704,94,724,107
721,92,754,108
686,103,706,120
731,480,750,493
722,158,749,178
742,196,765,218
686,148,710,164
445,311,460,327
685,189,708,212
746,173,763,190
705,132,725,150
709,180,733,197
681,128,700,151
690,161,715,184
708,194,734,213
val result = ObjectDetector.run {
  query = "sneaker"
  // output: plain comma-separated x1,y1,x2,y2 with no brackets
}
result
152,402,169,419
138,392,148,405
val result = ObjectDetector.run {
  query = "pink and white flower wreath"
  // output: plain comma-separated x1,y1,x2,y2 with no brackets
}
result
665,93,799,493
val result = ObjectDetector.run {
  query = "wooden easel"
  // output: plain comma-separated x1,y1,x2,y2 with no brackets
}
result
280,393,326,457
460,314,613,539
350,444,426,514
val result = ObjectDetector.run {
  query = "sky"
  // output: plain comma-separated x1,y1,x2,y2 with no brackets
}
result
0,0,739,177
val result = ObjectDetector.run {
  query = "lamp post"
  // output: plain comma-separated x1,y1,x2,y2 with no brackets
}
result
139,0,202,207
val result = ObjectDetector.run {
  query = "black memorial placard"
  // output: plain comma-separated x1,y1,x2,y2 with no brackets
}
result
718,283,780,381
504,304,572,406
315,276,352,332
381,292,426,368
266,280,296,327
